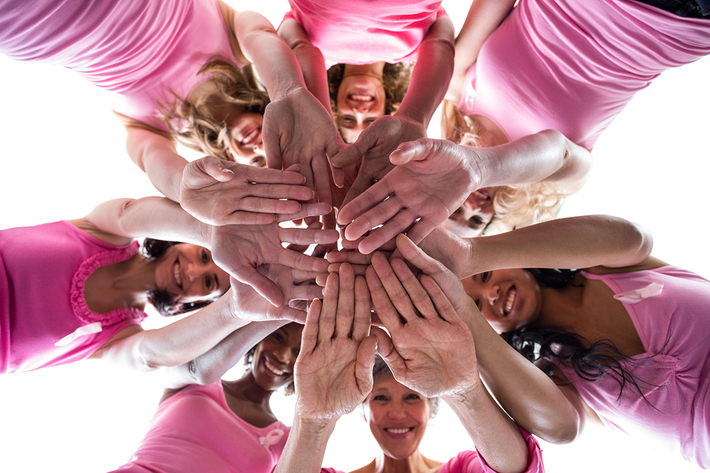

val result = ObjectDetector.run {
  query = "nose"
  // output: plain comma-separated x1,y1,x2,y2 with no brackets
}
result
486,284,500,305
387,401,408,421
274,345,296,367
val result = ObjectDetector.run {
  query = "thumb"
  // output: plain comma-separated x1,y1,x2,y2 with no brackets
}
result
355,334,378,395
370,327,406,377
389,138,433,165
236,266,285,308
184,156,234,186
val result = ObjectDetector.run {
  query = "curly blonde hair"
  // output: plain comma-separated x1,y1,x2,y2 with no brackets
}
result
441,100,565,234
162,59,271,161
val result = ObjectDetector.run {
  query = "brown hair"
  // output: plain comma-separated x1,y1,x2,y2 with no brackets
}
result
162,59,271,161
441,100,565,233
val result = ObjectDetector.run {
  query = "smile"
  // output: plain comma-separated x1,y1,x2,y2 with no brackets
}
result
470,189,491,205
264,358,287,377
349,93,374,102
504,287,517,314
172,261,183,290
240,127,261,146
384,427,414,437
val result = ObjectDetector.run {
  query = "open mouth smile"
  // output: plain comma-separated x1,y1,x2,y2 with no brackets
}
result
503,287,517,315
240,127,261,147
172,260,183,290
264,358,287,377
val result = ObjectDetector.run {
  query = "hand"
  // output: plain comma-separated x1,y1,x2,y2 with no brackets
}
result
366,251,480,398
294,264,377,420
228,266,323,323
179,156,315,226
418,226,475,279
208,222,339,307
337,138,480,254
263,87,341,206
331,115,428,212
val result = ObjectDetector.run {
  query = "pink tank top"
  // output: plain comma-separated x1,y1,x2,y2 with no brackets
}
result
554,266,710,468
458,0,710,149
0,221,145,373
285,0,446,65
111,382,289,473
0,0,242,131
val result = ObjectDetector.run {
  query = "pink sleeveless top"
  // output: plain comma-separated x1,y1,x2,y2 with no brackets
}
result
110,382,290,473
458,0,710,149
0,221,145,373
0,0,242,131
553,267,710,468
285,0,446,65
321,427,543,473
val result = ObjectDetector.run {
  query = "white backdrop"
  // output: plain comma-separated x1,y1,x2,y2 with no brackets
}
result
0,1,708,472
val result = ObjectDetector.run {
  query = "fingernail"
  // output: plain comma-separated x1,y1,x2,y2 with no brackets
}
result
220,167,234,174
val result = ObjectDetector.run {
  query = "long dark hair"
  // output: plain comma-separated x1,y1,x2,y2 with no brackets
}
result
141,239,217,317
501,269,658,403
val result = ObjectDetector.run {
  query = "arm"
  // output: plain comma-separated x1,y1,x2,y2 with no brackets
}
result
447,0,517,102
367,254,528,473
337,130,592,253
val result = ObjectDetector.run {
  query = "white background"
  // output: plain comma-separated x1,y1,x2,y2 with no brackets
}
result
0,1,708,471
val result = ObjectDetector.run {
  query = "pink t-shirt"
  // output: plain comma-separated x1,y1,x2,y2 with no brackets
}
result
110,382,290,473
0,0,242,130
458,0,710,149
554,266,710,468
320,427,543,473
0,221,145,373
285,0,445,65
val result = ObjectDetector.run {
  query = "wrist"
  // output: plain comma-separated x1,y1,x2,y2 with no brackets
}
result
441,377,485,406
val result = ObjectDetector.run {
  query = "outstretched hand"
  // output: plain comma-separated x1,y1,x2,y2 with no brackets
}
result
294,264,377,421
367,249,479,398
337,138,481,254
180,156,316,226
208,222,339,307
263,87,341,206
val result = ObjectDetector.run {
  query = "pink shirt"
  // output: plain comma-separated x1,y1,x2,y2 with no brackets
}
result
321,427,543,473
111,382,290,473
285,0,445,65
0,0,241,131
458,0,710,149
0,221,144,373
554,266,710,468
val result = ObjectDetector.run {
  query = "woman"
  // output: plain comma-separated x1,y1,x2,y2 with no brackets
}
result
278,0,455,208
335,0,710,249
388,216,709,468
275,263,544,473
0,0,339,224
0,195,334,373
110,317,304,473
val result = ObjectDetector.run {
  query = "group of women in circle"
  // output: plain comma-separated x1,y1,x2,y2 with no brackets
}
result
0,0,709,472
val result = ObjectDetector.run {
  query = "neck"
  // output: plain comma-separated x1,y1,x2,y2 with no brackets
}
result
84,253,156,313
223,373,275,408
342,62,386,81
369,450,438,473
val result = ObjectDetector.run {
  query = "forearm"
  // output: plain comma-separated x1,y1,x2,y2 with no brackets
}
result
164,320,287,389
395,16,455,126
274,416,337,473
125,127,186,202
475,129,591,194
464,215,653,277
443,382,528,473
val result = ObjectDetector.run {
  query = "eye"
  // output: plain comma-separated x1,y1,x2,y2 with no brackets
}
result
481,271,490,283
201,249,210,264
468,216,485,228
205,275,214,291
405,393,422,401
272,332,285,343
372,394,388,402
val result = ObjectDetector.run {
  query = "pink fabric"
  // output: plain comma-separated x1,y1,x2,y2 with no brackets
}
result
0,221,144,374
320,427,543,473
554,266,710,468
285,0,445,65
110,382,290,473
457,0,710,149
0,0,241,131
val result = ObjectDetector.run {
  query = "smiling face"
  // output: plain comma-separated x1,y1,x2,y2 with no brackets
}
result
336,74,386,144
227,112,266,166
363,375,431,460
442,188,497,238
154,244,228,306
251,324,303,391
462,269,544,333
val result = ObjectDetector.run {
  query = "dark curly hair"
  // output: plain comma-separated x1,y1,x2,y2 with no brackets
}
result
141,238,220,317
501,269,660,405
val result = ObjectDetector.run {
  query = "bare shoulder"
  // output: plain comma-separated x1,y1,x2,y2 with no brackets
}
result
66,218,134,247
585,256,669,275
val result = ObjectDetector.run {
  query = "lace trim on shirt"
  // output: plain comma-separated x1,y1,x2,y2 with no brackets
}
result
70,241,147,326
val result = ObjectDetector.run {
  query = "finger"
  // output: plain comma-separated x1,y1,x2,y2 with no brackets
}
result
390,258,437,319
337,178,396,226
278,306,308,324
316,273,328,287
395,234,448,278
399,217,437,245
355,334,377,395
236,196,302,215
279,227,340,246
319,272,339,343
327,250,373,265
219,211,277,226
388,138,432,165
196,156,235,182
262,119,284,171
370,252,419,322
287,282,325,301
327,262,369,277
276,202,333,223
278,248,331,273
291,268,322,283
286,222,322,254
244,182,315,202
358,208,418,255
330,142,365,169
370,327,406,377
352,275,371,341
334,263,355,338
344,196,403,243
338,166,375,213
313,154,334,207
245,163,309,185
301,299,322,354
365,265,404,329
420,275,460,324
236,266,284,307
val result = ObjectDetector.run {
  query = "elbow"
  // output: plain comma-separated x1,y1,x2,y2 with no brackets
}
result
533,412,583,445
186,360,221,385
604,215,653,265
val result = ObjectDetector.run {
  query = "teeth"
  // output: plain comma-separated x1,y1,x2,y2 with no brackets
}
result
173,262,182,288
264,359,285,376
473,190,490,200
385,428,411,434
242,128,259,145
505,288,516,313
350,94,373,102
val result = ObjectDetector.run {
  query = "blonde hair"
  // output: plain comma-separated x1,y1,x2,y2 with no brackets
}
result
441,100,565,234
162,59,270,160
